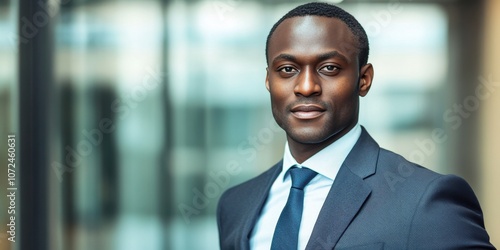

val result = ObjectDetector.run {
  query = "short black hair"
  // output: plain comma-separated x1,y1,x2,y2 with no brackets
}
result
265,2,369,68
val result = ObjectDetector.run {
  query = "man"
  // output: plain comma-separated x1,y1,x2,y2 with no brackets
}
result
217,2,494,249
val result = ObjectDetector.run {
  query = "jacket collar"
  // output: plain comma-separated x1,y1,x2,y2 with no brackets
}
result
306,127,379,249
240,127,379,249
240,161,282,250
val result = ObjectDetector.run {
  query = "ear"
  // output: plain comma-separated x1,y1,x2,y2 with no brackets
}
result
265,67,270,91
358,63,374,97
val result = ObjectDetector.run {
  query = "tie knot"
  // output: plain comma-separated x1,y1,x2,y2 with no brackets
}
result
289,167,317,190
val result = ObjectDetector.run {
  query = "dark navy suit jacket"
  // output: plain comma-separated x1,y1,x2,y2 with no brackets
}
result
217,128,494,249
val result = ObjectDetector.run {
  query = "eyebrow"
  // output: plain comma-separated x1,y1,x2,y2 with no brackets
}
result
271,51,349,65
317,51,349,63
271,54,296,65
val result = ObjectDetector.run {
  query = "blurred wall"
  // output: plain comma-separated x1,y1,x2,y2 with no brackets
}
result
481,0,500,246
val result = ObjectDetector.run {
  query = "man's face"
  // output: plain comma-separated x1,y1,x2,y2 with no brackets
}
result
266,16,373,146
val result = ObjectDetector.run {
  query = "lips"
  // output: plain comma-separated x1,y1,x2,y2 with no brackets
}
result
290,104,326,120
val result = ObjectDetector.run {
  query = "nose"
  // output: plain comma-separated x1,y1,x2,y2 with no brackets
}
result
294,67,321,97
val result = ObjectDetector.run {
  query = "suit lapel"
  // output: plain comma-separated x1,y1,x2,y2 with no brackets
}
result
239,161,283,250
306,128,380,249
306,166,372,249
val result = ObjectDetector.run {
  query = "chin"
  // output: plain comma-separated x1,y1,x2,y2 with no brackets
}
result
287,130,331,145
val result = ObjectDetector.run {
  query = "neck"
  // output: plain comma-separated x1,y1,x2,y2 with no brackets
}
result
288,123,356,164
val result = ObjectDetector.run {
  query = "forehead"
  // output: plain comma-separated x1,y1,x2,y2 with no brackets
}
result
268,16,358,63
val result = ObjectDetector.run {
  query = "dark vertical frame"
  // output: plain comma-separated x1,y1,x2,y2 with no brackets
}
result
59,83,77,250
18,0,54,249
160,0,174,249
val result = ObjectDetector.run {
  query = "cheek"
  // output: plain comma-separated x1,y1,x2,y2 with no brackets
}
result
325,84,359,113
326,82,357,100
269,85,290,106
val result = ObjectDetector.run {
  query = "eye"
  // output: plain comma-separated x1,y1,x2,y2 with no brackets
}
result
279,66,296,73
276,66,298,77
325,65,336,71
319,65,340,75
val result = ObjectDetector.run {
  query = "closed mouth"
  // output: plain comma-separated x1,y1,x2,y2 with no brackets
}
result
290,104,326,120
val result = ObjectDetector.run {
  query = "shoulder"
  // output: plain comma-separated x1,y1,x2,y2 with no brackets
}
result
217,161,281,217
406,173,493,248
374,148,493,248
220,162,279,201
373,148,444,192
216,161,282,245
374,148,479,203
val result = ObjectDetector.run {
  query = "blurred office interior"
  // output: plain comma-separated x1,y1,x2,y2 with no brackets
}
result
0,0,499,249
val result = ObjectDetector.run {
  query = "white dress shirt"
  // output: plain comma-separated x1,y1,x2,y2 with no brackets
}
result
249,124,361,250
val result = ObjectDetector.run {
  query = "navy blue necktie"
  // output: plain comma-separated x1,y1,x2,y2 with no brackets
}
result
271,167,318,250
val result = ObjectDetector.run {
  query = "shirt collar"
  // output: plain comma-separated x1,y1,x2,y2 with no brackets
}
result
281,124,361,181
